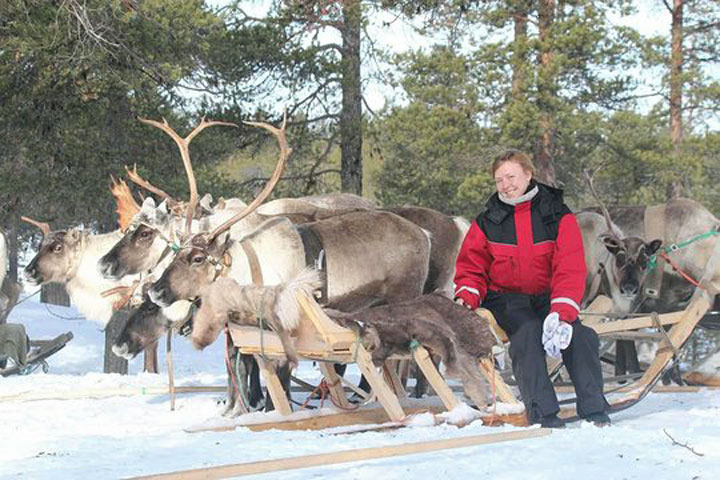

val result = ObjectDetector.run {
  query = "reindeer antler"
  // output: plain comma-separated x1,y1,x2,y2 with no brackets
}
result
21,216,51,236
125,164,174,203
207,111,291,242
138,116,238,235
583,167,620,241
110,175,141,231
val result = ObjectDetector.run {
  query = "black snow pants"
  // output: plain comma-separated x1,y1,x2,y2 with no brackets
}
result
483,291,609,423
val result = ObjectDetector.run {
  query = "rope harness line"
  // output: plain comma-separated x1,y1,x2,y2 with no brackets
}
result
646,229,720,291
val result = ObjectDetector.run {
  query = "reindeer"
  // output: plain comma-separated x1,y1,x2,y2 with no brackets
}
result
136,116,433,414
19,179,168,371
22,219,139,326
325,294,496,408
581,171,720,379
191,268,323,367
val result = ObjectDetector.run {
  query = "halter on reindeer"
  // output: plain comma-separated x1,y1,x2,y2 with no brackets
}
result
573,169,720,401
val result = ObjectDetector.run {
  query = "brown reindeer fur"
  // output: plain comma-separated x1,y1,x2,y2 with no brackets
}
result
191,268,322,369
325,294,495,407
387,207,468,297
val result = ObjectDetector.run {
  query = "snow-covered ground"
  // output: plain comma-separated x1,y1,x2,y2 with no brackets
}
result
1,299,719,479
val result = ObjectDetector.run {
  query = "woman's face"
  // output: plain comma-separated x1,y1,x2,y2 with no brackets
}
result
494,161,532,200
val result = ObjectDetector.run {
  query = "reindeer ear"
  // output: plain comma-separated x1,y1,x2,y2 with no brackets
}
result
157,199,169,213
208,232,232,256
600,234,622,256
67,229,83,245
142,197,156,209
647,239,663,255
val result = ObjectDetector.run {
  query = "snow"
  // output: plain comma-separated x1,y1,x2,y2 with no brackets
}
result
1,299,719,479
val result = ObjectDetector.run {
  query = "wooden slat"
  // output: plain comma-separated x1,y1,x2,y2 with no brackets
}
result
479,358,520,405
354,345,405,422
412,346,459,410
318,362,352,409
132,428,551,479
296,291,357,347
578,295,613,326
382,361,408,399
477,308,508,343
254,356,292,416
590,311,685,335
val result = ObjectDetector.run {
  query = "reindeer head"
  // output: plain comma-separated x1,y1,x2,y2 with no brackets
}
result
24,226,85,286
147,233,232,307
98,197,174,280
112,296,168,360
600,234,663,299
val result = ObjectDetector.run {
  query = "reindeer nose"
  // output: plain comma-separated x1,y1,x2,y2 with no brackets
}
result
98,258,121,280
621,279,639,296
148,285,171,308
23,266,40,284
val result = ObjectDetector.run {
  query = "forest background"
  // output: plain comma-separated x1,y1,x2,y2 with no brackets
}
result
1,0,719,286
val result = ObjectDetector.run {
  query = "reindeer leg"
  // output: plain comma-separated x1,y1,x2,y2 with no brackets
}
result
222,341,238,417
245,354,264,411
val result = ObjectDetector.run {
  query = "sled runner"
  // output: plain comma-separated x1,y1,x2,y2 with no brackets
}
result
0,330,73,377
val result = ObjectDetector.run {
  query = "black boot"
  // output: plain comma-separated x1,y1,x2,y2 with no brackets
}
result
539,414,565,429
585,412,611,427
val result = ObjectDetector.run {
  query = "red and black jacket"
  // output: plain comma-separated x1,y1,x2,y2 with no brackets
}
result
454,182,586,323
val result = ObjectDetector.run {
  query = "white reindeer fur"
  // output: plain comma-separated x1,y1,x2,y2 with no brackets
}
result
60,230,140,326
67,230,139,324
225,216,307,287
274,267,323,330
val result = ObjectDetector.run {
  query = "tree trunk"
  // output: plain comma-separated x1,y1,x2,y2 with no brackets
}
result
670,0,684,148
41,283,71,306
144,340,159,373
535,0,557,187
668,0,684,199
8,208,18,283
104,309,129,374
340,0,363,195
511,0,530,99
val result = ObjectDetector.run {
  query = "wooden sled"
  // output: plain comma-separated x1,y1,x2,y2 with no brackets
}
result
479,234,720,420
0,331,74,377
228,292,500,424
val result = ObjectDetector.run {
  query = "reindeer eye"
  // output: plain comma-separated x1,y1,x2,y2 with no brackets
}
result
137,229,153,240
52,244,63,253
191,254,205,264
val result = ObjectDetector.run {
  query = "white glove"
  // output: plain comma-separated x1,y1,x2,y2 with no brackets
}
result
542,312,573,358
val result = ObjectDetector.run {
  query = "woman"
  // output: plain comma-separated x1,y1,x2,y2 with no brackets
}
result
454,150,610,428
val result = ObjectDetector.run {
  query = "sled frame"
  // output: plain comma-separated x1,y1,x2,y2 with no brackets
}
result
228,292,461,422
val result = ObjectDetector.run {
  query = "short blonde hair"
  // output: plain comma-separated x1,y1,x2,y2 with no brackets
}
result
491,150,535,177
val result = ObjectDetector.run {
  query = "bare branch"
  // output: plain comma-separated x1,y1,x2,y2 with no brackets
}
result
661,0,673,14
583,166,620,241
663,429,705,457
